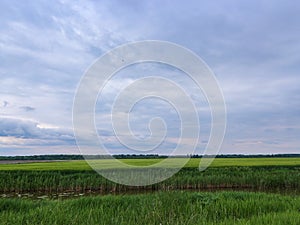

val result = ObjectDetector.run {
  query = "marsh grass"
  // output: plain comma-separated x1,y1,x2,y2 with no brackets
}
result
0,166,299,194
1,159,300,224
0,191,299,225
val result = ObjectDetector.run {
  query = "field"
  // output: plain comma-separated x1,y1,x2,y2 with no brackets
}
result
0,157,300,170
0,157,300,224
1,191,300,225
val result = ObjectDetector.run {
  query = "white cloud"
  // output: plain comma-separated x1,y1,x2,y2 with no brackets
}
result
0,0,300,155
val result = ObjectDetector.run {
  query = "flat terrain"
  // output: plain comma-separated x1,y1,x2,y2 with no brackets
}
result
1,191,300,225
0,157,299,224
0,157,299,170
0,160,67,164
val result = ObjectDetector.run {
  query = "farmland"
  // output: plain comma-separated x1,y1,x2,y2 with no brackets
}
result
0,157,300,170
0,157,300,224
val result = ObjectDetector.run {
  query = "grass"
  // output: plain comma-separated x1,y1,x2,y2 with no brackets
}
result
0,191,299,225
0,158,299,194
1,158,300,224
0,166,299,194
0,157,300,170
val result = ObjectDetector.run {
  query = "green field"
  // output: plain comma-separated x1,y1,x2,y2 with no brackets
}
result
0,157,300,224
0,166,300,194
1,191,300,225
1,157,300,170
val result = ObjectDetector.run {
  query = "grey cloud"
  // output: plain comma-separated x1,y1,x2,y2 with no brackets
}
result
0,117,75,145
20,106,35,112
1,101,8,107
1,0,300,154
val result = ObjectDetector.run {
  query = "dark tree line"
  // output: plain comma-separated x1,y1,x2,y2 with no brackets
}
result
0,154,299,161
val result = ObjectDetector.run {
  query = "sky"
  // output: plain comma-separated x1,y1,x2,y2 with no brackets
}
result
0,0,299,155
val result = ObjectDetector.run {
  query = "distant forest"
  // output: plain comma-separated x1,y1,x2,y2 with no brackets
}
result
0,154,300,160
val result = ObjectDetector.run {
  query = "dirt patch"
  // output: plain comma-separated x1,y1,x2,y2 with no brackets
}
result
0,160,68,164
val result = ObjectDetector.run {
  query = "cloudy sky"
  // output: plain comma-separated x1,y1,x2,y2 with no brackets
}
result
0,0,299,156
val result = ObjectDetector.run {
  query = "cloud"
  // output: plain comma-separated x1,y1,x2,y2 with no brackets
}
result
0,0,300,155
1,101,9,108
0,117,75,146
19,106,35,112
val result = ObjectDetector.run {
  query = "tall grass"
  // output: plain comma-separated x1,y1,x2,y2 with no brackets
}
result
0,191,299,225
0,166,299,194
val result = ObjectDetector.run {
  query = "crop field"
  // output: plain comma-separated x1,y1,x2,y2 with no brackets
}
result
0,157,300,170
0,157,299,224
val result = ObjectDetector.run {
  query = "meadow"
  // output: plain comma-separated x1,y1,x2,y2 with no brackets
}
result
0,157,299,170
0,157,299,224
1,191,300,225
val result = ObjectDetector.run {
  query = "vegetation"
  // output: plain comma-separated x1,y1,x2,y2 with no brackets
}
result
1,157,299,224
0,166,299,194
1,157,300,170
0,191,300,225
0,154,299,161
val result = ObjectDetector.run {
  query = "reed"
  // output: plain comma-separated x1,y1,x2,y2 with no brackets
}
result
0,191,299,225
0,166,299,194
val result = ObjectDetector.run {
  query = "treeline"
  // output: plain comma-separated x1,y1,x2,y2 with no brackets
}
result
0,154,166,161
192,154,300,158
0,154,300,161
